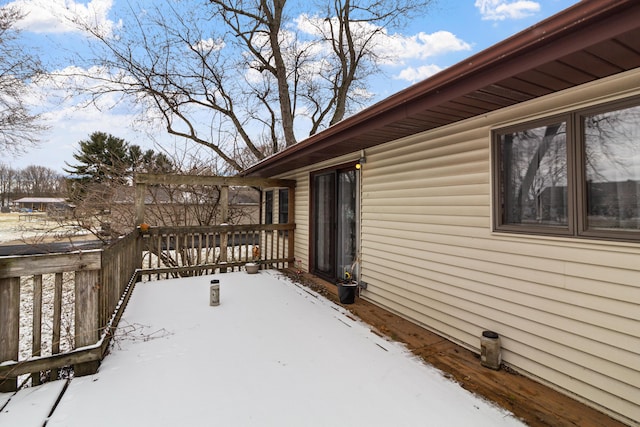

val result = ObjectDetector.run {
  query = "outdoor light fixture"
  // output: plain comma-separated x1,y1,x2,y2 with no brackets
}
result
356,149,366,170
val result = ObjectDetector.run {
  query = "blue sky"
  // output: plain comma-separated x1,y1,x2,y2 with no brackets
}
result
4,0,580,173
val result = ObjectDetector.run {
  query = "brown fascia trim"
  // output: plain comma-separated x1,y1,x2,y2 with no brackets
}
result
242,0,639,178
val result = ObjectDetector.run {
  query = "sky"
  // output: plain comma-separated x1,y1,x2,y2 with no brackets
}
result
3,0,580,174
1,270,526,426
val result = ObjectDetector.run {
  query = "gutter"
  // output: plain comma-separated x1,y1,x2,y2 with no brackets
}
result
242,0,639,178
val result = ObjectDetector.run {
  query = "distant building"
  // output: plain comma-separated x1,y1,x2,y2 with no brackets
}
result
13,197,71,216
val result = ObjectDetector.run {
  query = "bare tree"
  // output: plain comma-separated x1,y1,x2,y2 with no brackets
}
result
306,0,430,131
20,165,64,197
0,5,46,153
67,0,433,173
0,163,16,207
0,164,63,202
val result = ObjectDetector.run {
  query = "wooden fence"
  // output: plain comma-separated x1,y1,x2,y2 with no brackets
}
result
0,233,141,392
0,250,103,391
0,223,294,392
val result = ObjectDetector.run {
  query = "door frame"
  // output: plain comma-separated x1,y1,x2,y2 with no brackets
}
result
309,162,359,282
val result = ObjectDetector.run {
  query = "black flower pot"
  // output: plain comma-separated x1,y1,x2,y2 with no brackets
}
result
337,282,357,304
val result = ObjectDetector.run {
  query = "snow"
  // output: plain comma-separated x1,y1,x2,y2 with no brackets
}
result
0,212,88,244
4,270,525,426
0,213,49,244
0,381,67,427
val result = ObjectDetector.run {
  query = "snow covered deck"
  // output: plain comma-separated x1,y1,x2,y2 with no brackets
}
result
1,271,524,426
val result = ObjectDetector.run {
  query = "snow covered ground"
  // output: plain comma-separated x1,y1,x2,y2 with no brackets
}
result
0,213,87,244
2,270,525,426
0,213,50,244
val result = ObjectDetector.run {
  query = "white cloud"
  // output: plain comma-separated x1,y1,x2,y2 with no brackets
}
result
192,38,226,53
475,0,540,21
11,64,159,171
377,30,471,65
395,64,443,83
6,0,119,36
295,15,470,66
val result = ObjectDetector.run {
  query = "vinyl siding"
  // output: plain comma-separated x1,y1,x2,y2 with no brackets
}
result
290,170,310,271
276,68,640,425
359,69,640,425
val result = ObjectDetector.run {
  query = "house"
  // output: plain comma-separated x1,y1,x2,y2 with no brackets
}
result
243,1,640,424
12,197,71,215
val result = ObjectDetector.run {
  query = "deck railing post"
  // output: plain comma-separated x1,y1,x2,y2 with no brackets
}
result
0,277,20,392
74,270,100,376
287,187,295,269
32,274,43,386
136,229,143,281
51,273,63,381
220,225,228,273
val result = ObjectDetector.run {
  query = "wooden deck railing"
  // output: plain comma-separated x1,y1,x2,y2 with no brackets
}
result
139,223,295,280
100,232,142,331
0,223,294,392
0,250,103,391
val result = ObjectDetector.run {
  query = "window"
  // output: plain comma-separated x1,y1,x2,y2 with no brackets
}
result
278,188,289,224
264,190,273,224
493,97,640,241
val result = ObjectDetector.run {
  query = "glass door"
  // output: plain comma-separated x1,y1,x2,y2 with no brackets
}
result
336,170,357,280
312,172,335,278
312,167,358,282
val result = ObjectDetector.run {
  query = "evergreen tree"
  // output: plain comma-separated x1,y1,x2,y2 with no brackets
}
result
65,131,175,182
64,131,132,184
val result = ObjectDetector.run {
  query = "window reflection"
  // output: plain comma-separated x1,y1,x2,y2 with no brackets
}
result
584,105,640,230
500,122,568,226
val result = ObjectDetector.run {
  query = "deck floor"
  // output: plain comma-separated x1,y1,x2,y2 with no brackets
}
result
298,272,628,427
1,270,525,427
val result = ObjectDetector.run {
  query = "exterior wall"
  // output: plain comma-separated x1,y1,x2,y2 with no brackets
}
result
280,68,640,425
360,69,640,425
287,171,311,271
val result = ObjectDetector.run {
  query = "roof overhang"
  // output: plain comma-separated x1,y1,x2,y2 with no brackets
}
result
243,0,640,178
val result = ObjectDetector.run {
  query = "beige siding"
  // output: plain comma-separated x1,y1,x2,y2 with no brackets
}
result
274,69,640,425
358,69,640,425
291,171,310,271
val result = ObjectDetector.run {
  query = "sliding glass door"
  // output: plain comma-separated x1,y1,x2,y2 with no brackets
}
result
312,167,358,282
313,172,336,277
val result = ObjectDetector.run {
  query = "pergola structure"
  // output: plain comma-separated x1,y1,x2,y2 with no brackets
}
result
133,173,295,226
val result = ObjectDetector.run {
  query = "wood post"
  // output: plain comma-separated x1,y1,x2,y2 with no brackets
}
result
220,186,229,272
135,182,146,226
220,227,228,273
0,277,20,392
287,187,295,268
32,274,43,386
220,185,229,223
74,270,100,376
51,272,63,381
